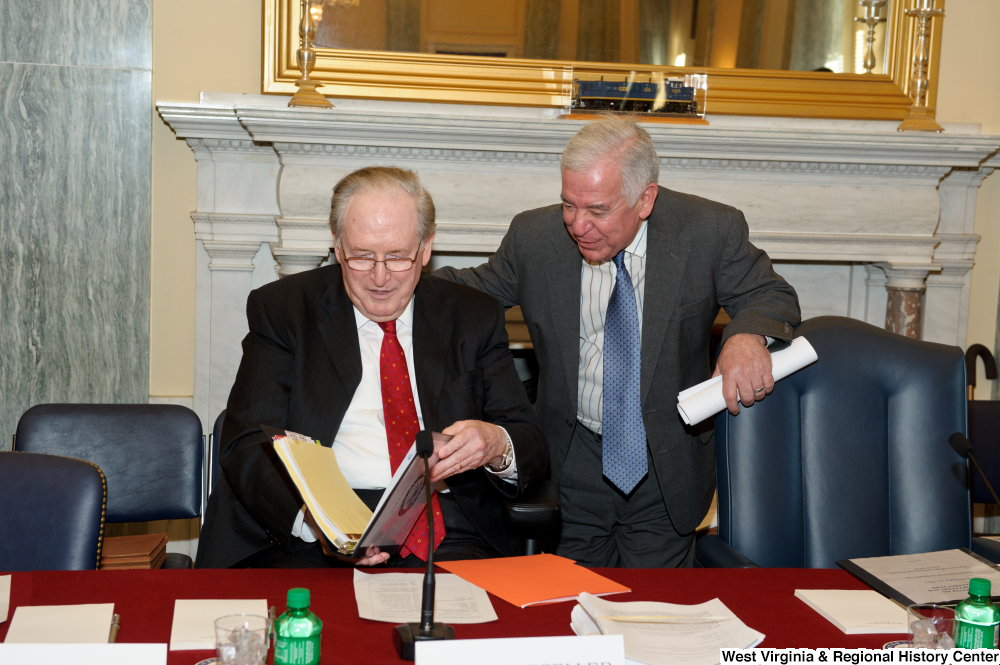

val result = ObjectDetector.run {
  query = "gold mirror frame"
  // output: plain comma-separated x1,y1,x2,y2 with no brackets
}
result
263,0,942,120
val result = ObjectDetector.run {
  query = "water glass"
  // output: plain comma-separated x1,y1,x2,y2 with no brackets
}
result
908,604,956,649
215,614,270,665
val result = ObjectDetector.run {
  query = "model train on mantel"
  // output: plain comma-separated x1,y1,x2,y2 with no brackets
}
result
572,77,698,115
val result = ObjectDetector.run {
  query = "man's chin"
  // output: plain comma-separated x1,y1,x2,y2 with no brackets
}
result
577,245,614,262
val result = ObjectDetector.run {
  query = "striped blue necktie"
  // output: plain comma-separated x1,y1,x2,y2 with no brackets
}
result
602,250,647,494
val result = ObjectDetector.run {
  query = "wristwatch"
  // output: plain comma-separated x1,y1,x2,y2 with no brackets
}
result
488,432,515,473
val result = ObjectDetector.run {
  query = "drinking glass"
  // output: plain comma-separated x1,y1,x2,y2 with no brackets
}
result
907,604,956,649
215,614,270,665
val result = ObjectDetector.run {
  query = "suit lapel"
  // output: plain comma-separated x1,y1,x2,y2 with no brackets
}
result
412,279,449,431
549,228,583,414
641,189,689,405
316,268,363,397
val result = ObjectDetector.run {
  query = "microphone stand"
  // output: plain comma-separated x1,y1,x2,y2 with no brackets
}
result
950,432,1000,510
394,436,454,660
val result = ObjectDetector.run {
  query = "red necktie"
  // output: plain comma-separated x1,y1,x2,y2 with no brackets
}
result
378,319,445,561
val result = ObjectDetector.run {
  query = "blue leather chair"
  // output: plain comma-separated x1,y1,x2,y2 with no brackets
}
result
14,404,204,569
696,315,1000,568
0,452,106,571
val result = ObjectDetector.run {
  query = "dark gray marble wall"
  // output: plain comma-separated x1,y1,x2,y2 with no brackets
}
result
0,1,152,448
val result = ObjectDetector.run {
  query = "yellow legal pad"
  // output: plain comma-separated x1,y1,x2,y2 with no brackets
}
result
273,436,373,553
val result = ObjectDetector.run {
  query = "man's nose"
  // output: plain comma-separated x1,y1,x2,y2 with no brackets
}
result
569,211,591,237
371,261,391,285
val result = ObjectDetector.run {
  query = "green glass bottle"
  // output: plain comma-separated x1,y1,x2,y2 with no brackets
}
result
273,588,323,665
955,578,1000,649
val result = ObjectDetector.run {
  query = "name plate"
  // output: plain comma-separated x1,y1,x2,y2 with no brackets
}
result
0,644,167,665
415,635,625,665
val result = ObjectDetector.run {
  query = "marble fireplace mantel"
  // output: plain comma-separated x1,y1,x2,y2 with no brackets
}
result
157,93,1000,429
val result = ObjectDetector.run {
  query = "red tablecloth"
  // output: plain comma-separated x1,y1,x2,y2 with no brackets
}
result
0,567,900,663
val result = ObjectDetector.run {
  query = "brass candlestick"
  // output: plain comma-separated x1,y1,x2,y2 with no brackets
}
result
288,0,333,108
898,0,944,132
854,0,887,75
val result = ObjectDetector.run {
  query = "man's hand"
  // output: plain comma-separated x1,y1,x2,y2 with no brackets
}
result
431,420,508,484
305,510,390,566
713,333,773,415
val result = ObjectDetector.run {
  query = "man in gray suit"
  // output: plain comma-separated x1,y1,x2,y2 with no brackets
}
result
436,116,800,567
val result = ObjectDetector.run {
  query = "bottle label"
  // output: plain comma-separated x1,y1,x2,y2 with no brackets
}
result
955,619,1000,649
274,634,321,665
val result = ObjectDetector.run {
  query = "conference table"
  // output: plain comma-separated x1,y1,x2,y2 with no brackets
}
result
0,567,901,663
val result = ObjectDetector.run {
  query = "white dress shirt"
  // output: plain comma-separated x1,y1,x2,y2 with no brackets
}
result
575,220,773,436
293,296,516,542
577,221,648,435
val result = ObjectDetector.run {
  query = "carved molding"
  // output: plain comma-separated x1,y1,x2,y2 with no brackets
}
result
201,241,262,272
191,213,279,243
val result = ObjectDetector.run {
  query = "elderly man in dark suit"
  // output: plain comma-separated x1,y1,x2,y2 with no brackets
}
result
436,116,800,568
197,166,548,569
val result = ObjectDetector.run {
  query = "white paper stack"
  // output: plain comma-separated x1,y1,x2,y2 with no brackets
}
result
570,592,764,665
677,336,818,426
794,589,908,635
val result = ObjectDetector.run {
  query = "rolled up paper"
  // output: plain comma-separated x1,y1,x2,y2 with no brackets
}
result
676,336,818,426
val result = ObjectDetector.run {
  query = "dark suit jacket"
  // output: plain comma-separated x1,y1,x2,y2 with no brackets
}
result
196,266,549,569
436,186,801,535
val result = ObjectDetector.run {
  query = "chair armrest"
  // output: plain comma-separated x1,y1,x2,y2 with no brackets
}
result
971,537,1000,565
162,553,193,570
694,534,761,568
502,480,561,541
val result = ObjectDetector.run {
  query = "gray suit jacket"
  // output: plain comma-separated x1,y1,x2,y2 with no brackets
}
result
435,186,801,534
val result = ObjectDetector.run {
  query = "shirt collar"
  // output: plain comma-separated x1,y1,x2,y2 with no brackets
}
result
626,220,648,259
353,295,415,331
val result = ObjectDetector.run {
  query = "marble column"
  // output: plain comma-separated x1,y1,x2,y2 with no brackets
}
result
878,263,938,339
204,241,261,423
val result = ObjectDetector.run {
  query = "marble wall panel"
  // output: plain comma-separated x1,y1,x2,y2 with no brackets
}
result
0,0,151,69
0,62,151,447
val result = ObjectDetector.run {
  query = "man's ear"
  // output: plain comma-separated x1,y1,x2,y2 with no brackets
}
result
638,182,658,220
332,236,343,262
420,233,435,267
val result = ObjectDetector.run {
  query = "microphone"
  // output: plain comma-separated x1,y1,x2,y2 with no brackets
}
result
950,432,1000,510
393,431,454,660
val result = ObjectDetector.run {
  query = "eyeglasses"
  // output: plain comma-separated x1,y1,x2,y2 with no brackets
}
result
341,244,422,273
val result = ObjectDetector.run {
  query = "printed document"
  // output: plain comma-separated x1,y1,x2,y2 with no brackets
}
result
840,549,1000,605
571,593,764,665
353,570,497,623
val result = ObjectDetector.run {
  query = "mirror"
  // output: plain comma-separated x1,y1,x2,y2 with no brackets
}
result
312,0,889,74
264,0,942,120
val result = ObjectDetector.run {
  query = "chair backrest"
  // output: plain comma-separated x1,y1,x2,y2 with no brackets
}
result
0,452,106,571
715,316,970,569
210,409,226,490
968,400,1000,505
14,404,204,523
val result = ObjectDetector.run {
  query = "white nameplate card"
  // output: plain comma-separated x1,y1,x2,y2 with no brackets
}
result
0,643,167,665
416,635,624,665
169,598,269,650
4,603,115,644
0,575,9,623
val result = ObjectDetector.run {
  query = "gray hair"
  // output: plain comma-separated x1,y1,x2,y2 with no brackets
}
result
329,166,436,242
560,116,660,205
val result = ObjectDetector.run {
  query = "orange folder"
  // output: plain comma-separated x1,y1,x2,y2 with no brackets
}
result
437,553,631,608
